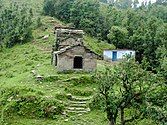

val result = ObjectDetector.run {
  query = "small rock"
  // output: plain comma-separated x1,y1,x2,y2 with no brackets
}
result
31,70,36,76
64,119,69,122
78,114,82,116
67,94,72,100
43,35,49,40
87,108,91,112
37,64,40,67
62,111,67,115
36,75,43,81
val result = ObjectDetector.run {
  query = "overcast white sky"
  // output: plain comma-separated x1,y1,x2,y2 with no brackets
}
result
138,0,157,4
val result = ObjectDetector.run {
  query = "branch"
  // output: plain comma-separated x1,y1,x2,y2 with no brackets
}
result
124,112,143,124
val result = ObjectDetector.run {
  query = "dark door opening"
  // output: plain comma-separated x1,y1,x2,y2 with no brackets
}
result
73,56,83,69
112,51,117,61
55,54,57,66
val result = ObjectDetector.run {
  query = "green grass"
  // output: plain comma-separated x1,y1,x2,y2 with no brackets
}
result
7,110,108,125
0,0,155,125
0,13,109,125
84,36,115,55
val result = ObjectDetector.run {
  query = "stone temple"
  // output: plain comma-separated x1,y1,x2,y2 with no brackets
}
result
52,27,99,72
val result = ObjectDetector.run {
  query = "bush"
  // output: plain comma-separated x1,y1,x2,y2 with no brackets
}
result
89,93,105,110
0,3,33,48
43,0,105,38
0,86,64,121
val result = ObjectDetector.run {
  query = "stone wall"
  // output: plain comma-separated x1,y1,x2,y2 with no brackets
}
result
56,46,97,71
55,29,84,50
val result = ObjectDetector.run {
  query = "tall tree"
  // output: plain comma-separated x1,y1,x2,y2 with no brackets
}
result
107,26,128,48
0,3,32,48
95,58,163,125
70,0,103,37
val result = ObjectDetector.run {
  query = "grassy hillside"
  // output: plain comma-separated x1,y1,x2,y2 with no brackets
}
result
0,2,114,123
0,0,155,125
0,16,109,125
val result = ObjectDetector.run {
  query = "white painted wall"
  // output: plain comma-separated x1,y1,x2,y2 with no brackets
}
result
103,50,113,60
103,50,135,61
116,50,135,60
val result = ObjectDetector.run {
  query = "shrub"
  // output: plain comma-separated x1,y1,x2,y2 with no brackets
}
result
0,86,64,121
0,3,33,48
89,93,105,110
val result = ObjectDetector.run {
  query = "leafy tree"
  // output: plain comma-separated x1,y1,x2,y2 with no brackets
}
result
95,58,163,125
43,0,74,22
156,42,167,83
70,0,103,37
0,3,33,48
43,0,56,17
43,0,167,70
107,26,128,48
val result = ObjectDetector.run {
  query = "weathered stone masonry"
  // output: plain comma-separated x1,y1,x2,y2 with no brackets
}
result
52,28,98,72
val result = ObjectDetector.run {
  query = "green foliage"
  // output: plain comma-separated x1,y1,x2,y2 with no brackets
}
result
70,0,103,37
43,0,56,17
0,3,33,48
36,17,43,28
43,0,167,69
146,86,167,124
43,0,106,38
156,44,167,83
89,93,105,110
42,75,60,82
84,36,115,55
107,26,128,48
95,59,164,125
43,0,74,21
0,86,64,121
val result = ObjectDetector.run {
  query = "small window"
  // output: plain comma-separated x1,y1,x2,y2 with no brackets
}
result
73,56,83,69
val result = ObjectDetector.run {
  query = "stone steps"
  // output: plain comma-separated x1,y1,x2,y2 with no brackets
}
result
67,107,89,111
71,96,92,101
69,103,87,108
66,107,90,113
69,101,87,104
65,95,92,115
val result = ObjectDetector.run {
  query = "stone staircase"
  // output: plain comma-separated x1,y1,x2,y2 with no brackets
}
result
65,95,92,115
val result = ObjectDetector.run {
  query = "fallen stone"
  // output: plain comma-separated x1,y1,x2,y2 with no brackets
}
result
31,70,36,76
67,94,72,100
36,75,43,81
64,119,69,122
43,35,49,40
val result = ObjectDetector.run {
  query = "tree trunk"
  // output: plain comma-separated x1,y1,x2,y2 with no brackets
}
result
109,119,115,125
121,108,125,125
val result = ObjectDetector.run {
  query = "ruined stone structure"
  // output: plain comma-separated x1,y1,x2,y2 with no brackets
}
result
52,28,98,72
